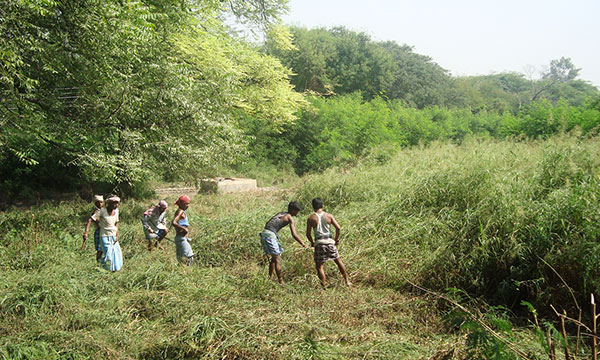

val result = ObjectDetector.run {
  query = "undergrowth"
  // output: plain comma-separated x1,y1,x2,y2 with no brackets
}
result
2,134,598,359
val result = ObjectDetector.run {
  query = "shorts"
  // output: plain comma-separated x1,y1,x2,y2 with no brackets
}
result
314,243,339,263
260,230,283,255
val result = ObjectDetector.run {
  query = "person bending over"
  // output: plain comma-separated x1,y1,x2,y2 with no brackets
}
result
260,201,307,284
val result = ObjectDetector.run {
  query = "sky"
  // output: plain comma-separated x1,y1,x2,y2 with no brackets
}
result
281,0,600,88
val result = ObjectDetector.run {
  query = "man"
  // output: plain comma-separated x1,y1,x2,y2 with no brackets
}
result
260,201,308,284
306,198,351,288
82,195,103,261
96,195,122,272
142,200,169,250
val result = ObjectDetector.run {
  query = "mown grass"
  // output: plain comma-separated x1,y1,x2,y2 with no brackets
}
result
3,134,598,359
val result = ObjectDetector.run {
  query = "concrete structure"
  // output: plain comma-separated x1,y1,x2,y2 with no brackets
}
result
155,187,197,195
199,178,257,194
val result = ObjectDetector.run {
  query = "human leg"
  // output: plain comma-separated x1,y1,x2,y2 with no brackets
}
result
175,235,194,265
144,228,155,251
315,261,326,288
94,229,103,261
100,236,123,272
334,258,351,286
155,229,167,250
268,256,275,280
271,254,284,284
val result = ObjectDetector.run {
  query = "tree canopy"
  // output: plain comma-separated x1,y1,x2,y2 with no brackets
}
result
264,26,458,107
0,0,303,196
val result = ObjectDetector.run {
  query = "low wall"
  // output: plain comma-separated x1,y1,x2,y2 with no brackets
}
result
156,178,258,195
200,178,257,194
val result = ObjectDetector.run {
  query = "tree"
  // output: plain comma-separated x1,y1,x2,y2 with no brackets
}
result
265,26,455,106
531,57,581,102
0,0,302,196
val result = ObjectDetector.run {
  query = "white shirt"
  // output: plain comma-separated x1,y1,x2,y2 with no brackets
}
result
92,207,119,237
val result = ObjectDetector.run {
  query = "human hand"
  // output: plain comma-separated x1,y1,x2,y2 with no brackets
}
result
148,228,154,234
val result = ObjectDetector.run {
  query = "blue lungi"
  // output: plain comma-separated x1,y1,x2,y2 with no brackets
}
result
100,235,123,272
175,235,194,265
260,229,283,255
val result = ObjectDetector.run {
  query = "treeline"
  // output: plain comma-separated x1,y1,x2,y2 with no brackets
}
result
264,26,599,112
1,1,599,198
245,94,600,174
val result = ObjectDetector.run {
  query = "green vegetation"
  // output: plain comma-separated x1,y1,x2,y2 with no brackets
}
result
1,0,302,197
2,0,600,357
264,26,457,107
247,94,600,174
2,2,599,198
2,135,598,358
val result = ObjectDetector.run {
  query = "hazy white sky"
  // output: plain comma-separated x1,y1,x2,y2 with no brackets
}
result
281,0,600,87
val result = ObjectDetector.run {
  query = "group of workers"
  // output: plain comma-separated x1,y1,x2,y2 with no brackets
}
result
82,194,351,287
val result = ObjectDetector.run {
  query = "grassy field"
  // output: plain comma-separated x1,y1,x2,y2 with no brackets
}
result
2,134,599,359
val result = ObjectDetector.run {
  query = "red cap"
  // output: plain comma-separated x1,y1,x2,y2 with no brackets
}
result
175,195,190,206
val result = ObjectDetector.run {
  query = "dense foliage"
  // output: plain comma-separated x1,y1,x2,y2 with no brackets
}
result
2,3,599,199
0,0,302,198
455,67,599,114
245,93,600,174
264,26,458,107
295,135,600,315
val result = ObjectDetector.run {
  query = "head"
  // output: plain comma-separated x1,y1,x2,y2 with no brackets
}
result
158,200,168,213
175,195,190,210
312,198,324,211
287,201,302,216
106,195,120,209
93,195,104,208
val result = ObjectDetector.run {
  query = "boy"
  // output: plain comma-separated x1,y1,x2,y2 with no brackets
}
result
172,195,194,266
260,201,308,284
142,200,169,251
306,198,351,288
81,195,103,261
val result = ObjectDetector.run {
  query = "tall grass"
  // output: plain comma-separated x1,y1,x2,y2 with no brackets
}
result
297,134,600,314
3,134,597,358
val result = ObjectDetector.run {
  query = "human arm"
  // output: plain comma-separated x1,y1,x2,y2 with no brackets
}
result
114,209,119,242
330,214,341,245
82,217,94,249
306,215,315,247
286,214,307,248
141,213,153,233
